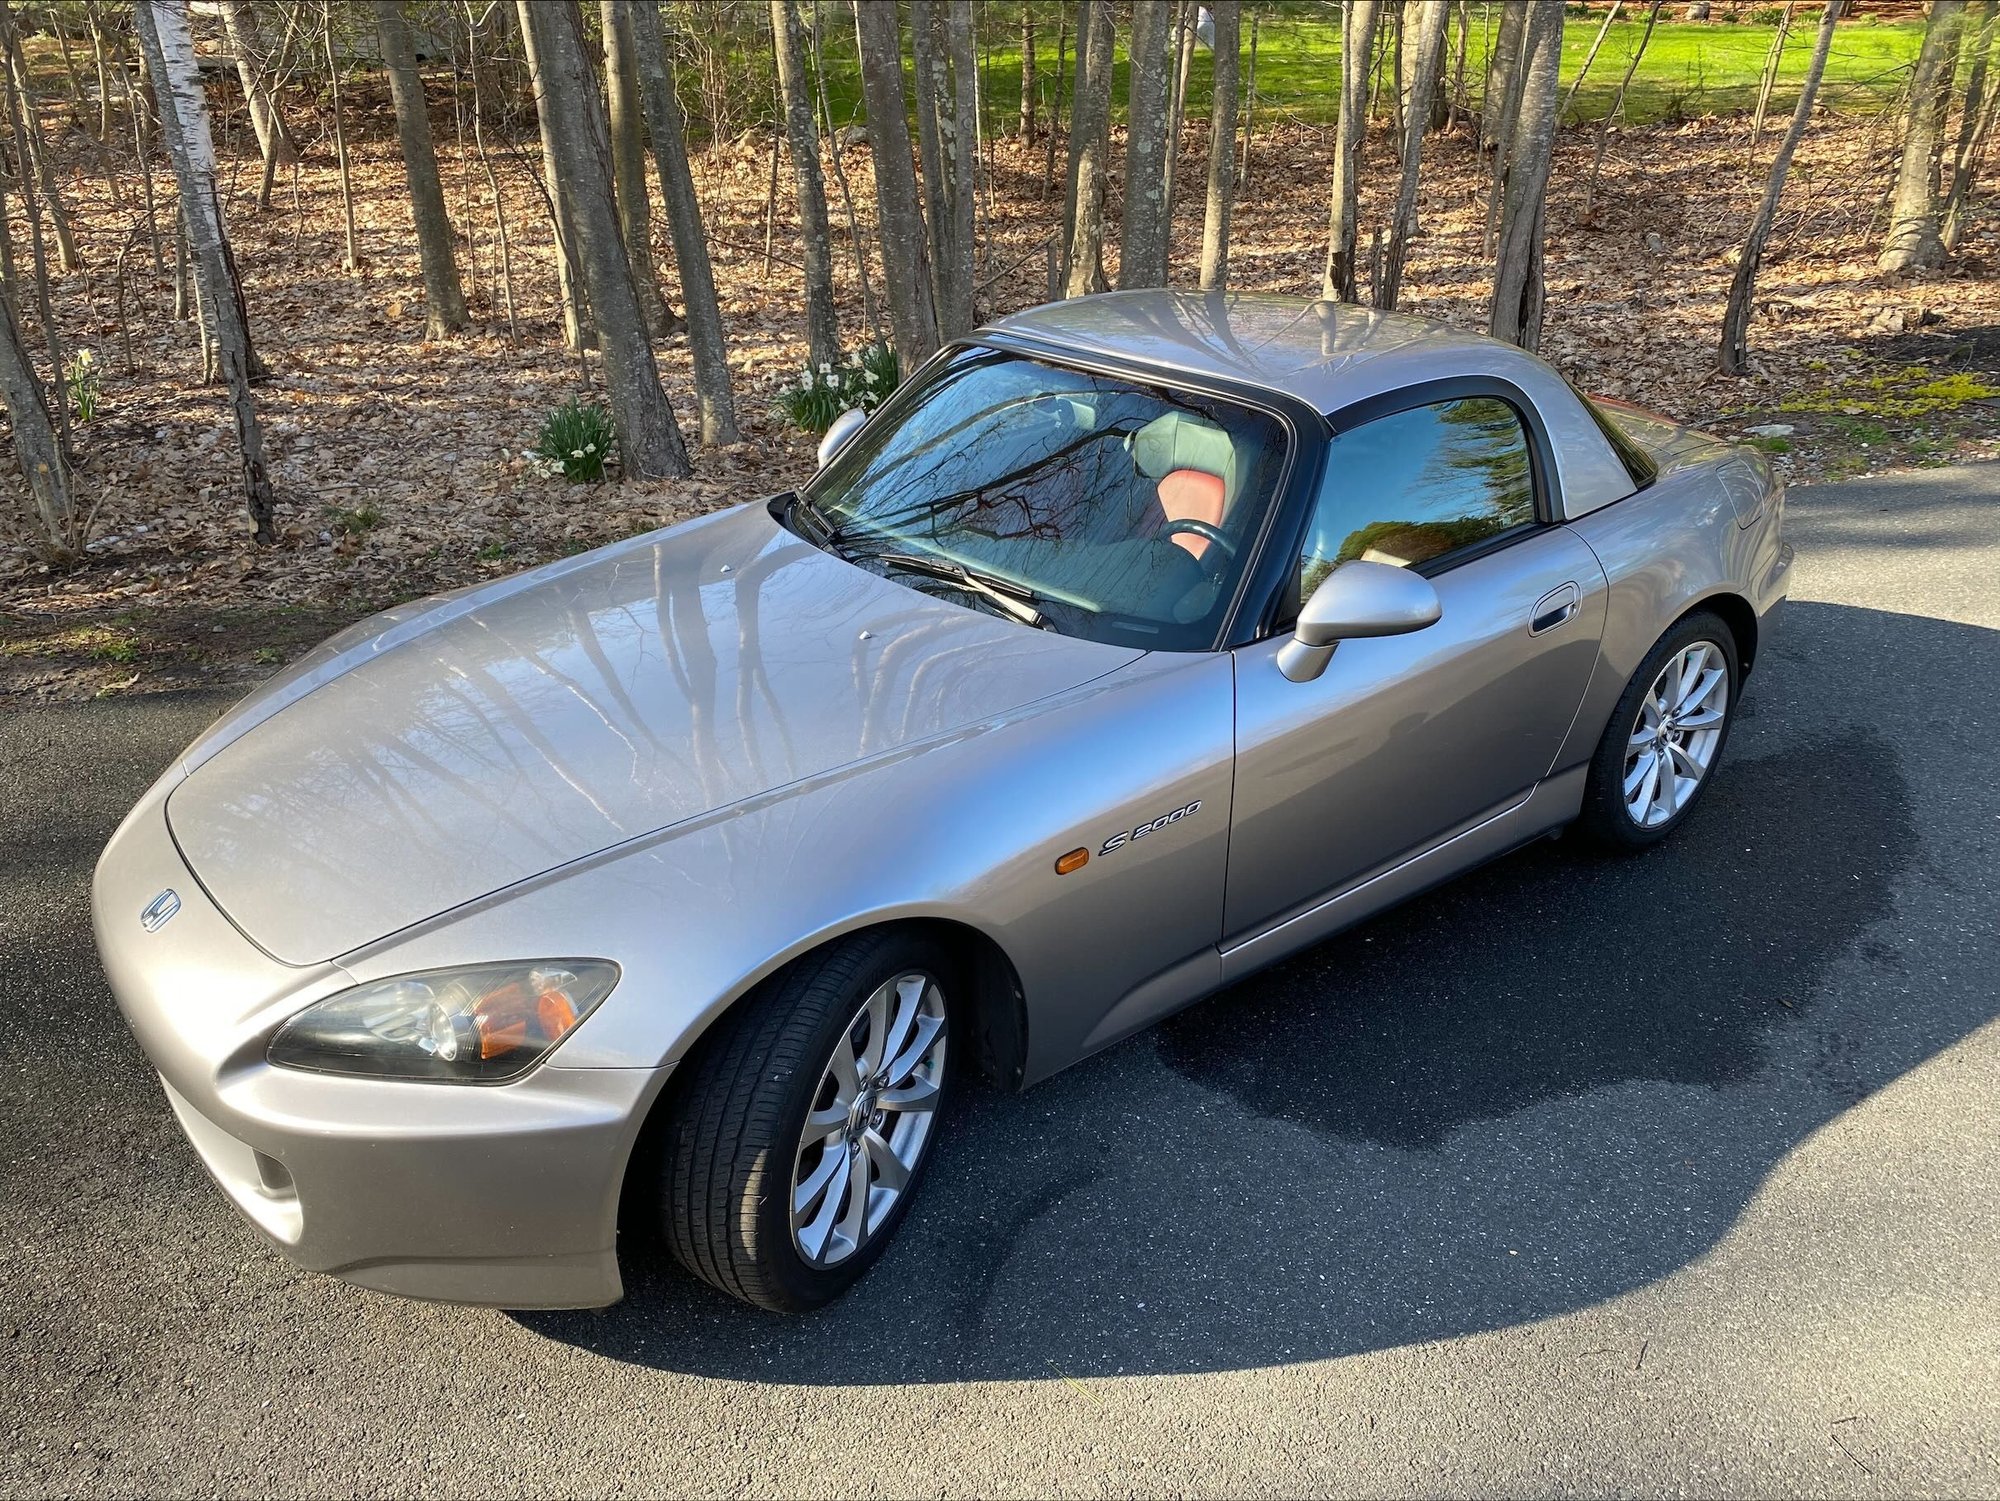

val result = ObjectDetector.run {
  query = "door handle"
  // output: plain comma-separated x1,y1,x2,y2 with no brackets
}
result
1530,582,1579,634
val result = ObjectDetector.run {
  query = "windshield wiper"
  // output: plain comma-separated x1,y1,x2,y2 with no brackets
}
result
788,491,846,553
870,552,1052,630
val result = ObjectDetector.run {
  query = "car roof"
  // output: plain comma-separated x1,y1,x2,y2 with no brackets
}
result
982,291,1638,518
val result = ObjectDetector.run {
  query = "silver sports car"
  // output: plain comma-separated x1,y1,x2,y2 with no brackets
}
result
96,292,1790,1313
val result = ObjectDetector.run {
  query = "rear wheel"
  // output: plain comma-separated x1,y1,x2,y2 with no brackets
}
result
1578,611,1739,850
660,930,955,1312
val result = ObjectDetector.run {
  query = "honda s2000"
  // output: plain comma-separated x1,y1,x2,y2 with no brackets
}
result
97,292,1789,1312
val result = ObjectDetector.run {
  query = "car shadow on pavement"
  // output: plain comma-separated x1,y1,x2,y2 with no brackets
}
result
522,600,2000,1382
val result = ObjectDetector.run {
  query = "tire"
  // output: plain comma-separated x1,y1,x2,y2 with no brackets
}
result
1577,610,1740,851
659,929,958,1313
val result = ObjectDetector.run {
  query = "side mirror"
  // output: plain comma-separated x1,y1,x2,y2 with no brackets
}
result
1277,560,1442,683
817,407,868,470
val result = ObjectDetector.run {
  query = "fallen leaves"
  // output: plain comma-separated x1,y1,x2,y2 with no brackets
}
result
3,95,1998,705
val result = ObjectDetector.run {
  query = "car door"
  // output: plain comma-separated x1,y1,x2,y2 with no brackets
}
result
1224,391,1608,943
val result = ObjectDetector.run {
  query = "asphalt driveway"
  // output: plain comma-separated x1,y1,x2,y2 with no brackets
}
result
3,464,1997,1498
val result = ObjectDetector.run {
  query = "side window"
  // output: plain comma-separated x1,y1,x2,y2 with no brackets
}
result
1298,396,1537,597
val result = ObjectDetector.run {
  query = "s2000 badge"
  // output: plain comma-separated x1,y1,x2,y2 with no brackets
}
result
1100,800,1202,856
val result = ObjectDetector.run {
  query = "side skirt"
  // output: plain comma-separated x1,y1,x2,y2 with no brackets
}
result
1218,766,1586,985
1036,768,1587,1084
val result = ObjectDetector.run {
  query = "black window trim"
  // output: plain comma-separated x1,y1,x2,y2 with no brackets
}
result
1246,375,1565,641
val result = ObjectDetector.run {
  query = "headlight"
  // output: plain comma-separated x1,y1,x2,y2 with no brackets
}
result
267,961,619,1083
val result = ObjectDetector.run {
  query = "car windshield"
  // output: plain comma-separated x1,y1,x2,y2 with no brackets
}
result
802,349,1289,649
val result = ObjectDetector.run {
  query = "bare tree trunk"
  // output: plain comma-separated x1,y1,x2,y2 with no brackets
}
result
625,0,740,444
911,0,954,327
1585,0,1662,216
1323,0,1381,301
0,10,28,313
1747,1,1795,163
323,4,359,272
912,0,977,331
1198,1,1241,290
172,211,189,322
1381,1,1405,144
517,0,690,478
1488,0,1561,350
1722,1,1841,375
3,22,81,271
0,13,69,460
134,0,277,541
219,0,297,167
376,1,469,338
518,0,590,351
51,10,86,126
813,0,881,341
1880,0,1968,270
1943,0,1999,249
1482,0,1526,150
853,0,938,366
943,0,978,329
601,0,676,336
1483,0,1534,256
0,155,18,318
1560,0,1624,123
86,0,114,143
1447,0,1470,131
0,296,73,551
1120,0,1175,288
1044,4,1069,199
1161,0,1197,228
465,4,517,340
1059,0,1088,267
1020,5,1036,139
1239,6,1260,193
771,0,840,365
124,12,165,277
1378,0,1450,309
1408,0,1449,131
1064,0,1114,296
0,0,75,553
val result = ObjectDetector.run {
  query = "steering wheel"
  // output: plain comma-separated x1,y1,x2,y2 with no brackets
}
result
1162,517,1237,560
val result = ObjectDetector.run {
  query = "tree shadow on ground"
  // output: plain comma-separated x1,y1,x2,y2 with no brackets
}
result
524,600,1998,1382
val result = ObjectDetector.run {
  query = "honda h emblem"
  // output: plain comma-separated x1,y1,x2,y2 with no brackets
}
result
140,889,181,933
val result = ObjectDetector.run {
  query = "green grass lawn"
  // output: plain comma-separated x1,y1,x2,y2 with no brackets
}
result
800,4,1921,137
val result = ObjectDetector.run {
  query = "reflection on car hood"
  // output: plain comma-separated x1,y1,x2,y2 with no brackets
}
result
166,502,1142,965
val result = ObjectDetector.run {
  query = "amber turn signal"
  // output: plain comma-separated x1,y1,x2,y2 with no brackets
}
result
1054,847,1090,875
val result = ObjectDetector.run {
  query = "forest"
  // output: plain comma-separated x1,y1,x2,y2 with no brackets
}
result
1,0,1996,701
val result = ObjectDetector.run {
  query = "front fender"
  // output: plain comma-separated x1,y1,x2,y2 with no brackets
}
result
340,649,1237,1083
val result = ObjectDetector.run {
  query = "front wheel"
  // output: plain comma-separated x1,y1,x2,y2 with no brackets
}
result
659,930,955,1312
1577,612,1739,850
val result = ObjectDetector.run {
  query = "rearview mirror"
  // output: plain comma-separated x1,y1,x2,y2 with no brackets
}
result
817,407,868,470
1278,561,1442,683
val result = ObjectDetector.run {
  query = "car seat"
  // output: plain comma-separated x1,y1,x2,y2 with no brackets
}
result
1129,411,1243,561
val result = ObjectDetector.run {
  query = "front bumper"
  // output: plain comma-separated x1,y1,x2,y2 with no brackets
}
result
94,786,667,1309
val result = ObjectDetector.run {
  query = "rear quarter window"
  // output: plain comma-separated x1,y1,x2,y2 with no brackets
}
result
1297,396,1538,596
1575,390,1661,491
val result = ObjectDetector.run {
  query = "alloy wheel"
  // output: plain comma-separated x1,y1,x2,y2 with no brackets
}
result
790,971,947,1268
1623,640,1730,829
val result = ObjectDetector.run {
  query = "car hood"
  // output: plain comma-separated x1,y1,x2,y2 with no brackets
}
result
166,502,1143,965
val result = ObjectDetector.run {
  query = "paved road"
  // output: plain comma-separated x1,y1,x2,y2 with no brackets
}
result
4,465,1998,1498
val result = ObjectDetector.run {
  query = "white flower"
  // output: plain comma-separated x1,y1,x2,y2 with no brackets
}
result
570,449,584,459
